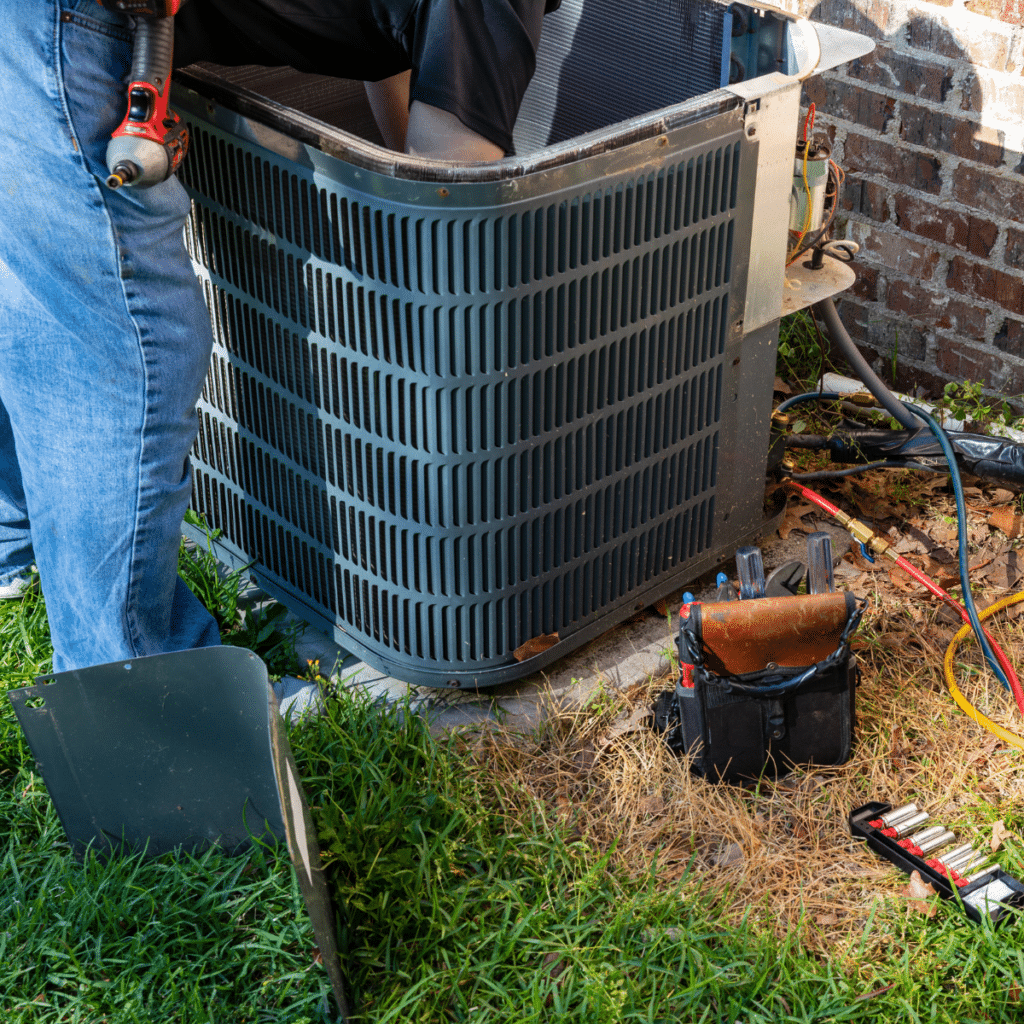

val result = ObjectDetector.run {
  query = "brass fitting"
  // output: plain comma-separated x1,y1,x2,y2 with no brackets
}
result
848,391,877,406
846,517,895,560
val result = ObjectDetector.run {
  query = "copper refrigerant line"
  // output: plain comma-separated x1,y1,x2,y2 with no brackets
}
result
866,804,995,887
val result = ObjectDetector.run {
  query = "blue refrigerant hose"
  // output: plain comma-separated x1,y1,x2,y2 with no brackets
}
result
774,389,1009,689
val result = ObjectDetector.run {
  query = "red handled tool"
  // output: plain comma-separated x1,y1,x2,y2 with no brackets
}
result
102,0,189,189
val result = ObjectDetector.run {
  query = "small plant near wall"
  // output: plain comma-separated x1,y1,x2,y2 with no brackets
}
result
940,380,1023,433
776,310,828,391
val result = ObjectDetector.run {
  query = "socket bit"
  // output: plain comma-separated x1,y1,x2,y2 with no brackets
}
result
806,532,835,594
965,863,1001,885
888,810,929,836
943,846,979,872
908,825,945,845
954,852,989,876
915,829,956,855
877,803,919,828
935,842,974,868
735,546,766,599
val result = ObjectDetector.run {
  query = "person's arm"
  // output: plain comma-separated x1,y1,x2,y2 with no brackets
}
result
365,74,504,161
363,71,411,151
405,101,504,162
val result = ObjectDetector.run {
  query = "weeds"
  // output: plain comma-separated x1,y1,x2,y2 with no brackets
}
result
940,380,1022,432
777,309,831,390
179,509,303,677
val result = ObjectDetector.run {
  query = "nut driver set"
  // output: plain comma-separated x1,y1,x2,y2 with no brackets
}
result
850,801,1024,923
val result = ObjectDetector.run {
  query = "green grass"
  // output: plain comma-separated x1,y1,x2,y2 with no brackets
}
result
4,550,1024,1021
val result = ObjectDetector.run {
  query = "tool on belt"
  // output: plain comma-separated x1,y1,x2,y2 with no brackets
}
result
99,0,190,189
653,534,863,782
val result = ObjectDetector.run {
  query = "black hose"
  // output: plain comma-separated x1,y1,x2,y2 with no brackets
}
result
812,298,923,431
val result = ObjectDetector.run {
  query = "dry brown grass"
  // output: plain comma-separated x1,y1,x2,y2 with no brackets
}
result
459,476,1024,958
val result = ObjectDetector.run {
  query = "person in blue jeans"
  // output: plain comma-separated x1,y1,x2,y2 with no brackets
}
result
0,1,222,674
1,0,558,675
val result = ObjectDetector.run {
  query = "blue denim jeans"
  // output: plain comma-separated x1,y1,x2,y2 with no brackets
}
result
0,0,220,671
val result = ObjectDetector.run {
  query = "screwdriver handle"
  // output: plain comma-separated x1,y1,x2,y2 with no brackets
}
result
735,546,766,600
806,532,835,594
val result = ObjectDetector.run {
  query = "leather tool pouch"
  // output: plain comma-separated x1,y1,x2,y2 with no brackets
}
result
653,591,863,782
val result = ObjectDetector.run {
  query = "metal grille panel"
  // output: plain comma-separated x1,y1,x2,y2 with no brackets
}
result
175,73,777,686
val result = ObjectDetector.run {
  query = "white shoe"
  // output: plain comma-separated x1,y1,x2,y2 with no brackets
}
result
272,676,325,722
0,577,29,600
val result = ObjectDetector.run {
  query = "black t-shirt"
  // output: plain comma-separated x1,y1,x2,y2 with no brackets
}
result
175,0,561,154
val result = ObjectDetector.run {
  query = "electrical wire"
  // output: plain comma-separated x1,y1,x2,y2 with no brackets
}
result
774,391,1012,686
787,160,845,266
945,591,1024,752
787,104,816,263
785,459,935,481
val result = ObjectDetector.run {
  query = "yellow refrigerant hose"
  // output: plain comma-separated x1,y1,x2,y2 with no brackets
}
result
945,590,1024,752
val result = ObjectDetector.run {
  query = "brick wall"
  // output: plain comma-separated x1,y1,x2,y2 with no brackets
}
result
792,0,1024,401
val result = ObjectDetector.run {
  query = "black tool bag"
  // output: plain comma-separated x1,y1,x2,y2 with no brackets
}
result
653,591,863,782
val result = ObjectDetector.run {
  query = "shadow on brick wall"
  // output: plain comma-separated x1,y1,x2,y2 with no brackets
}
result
804,0,1024,399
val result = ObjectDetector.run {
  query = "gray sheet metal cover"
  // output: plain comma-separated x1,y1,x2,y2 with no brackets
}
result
9,645,350,1019
9,646,285,857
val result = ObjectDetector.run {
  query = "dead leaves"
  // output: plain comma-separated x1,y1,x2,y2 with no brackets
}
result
512,632,559,661
988,507,1024,539
779,500,821,540
991,820,1013,853
899,870,939,918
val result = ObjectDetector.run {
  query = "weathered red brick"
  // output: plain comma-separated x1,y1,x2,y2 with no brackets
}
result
842,179,890,223
960,69,1024,122
851,264,879,301
907,13,1011,71
848,221,945,281
892,193,998,258
965,0,1024,24
802,78,894,133
844,133,943,194
1007,228,1024,271
994,318,1024,355
952,166,1024,226
935,341,1024,394
835,295,929,361
810,0,896,38
887,278,988,337
947,256,1024,312
892,363,949,401
900,103,1005,167
842,46,954,104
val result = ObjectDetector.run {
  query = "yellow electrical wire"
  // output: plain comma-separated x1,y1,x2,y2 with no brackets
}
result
944,590,1024,752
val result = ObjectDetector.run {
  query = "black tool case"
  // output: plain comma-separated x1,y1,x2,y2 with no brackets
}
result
653,591,861,781
850,802,1024,924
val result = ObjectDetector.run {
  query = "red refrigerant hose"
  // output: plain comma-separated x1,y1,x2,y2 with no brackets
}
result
786,480,1024,718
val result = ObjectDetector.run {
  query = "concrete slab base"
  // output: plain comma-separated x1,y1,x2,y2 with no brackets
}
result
249,510,841,735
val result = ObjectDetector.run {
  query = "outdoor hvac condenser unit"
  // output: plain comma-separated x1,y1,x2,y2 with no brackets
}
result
174,1,870,687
